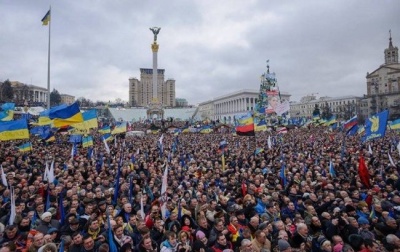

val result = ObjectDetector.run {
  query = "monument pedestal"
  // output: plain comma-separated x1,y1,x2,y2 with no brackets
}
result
147,101,164,120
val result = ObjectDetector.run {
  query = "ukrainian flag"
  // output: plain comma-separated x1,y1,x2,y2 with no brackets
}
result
255,120,267,132
0,119,29,141
41,9,51,26
45,135,56,142
0,103,15,121
103,133,113,142
36,104,68,126
390,119,400,130
48,102,84,128
182,127,190,133
99,126,111,134
200,125,213,134
325,116,337,126
18,142,32,152
111,122,127,135
72,109,98,130
82,136,94,148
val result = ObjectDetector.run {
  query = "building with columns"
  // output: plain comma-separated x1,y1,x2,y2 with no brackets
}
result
198,89,291,122
10,81,48,106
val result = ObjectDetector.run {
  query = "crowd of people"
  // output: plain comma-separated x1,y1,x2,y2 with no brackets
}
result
1,123,400,252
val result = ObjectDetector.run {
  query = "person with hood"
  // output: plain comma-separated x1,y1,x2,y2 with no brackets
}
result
160,231,179,252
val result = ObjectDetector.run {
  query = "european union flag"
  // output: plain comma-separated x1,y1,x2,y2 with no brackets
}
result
363,110,389,142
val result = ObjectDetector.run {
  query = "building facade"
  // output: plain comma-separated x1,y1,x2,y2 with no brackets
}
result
10,81,48,106
290,95,362,119
198,89,291,122
365,33,400,118
129,68,176,107
60,94,75,105
175,98,188,107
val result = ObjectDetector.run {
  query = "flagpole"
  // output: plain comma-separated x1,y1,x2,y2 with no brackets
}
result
46,6,51,109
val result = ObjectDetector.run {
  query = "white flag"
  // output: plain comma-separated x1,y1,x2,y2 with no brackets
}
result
43,162,49,182
368,144,373,155
48,160,55,183
71,144,74,160
397,142,400,156
389,152,396,167
160,165,168,219
103,136,110,154
9,187,16,225
1,165,8,187
267,136,272,149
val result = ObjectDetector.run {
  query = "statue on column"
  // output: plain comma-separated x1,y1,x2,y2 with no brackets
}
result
149,27,161,42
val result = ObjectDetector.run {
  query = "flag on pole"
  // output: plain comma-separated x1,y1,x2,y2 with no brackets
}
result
9,187,16,225
158,134,164,157
41,9,51,25
267,135,272,149
59,240,64,252
1,165,7,187
112,162,121,205
160,165,168,219
329,160,336,178
48,160,55,183
59,193,66,226
106,210,118,252
103,136,110,154
358,155,371,188
362,110,389,142
389,152,396,167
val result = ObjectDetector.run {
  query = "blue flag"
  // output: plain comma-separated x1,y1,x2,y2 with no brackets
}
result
59,193,66,226
363,110,389,142
107,210,118,252
112,160,122,205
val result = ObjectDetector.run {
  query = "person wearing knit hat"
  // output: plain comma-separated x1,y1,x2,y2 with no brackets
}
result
36,212,60,236
278,239,291,251
41,212,52,221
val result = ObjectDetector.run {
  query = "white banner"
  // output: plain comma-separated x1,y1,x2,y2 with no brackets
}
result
275,101,290,116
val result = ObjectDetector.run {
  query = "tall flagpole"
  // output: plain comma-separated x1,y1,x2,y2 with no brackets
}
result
47,6,51,109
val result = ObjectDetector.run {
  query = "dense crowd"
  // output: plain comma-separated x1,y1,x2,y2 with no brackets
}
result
1,124,400,252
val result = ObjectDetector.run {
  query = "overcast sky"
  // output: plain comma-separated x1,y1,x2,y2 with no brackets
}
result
1,1,399,105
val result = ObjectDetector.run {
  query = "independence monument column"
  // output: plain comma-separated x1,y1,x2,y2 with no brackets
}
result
150,27,161,103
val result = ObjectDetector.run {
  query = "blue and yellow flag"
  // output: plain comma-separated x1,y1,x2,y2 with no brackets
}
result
82,136,94,148
390,119,400,130
111,122,127,135
363,110,389,142
71,109,98,130
99,125,111,134
200,125,213,134
37,104,68,126
0,119,29,141
41,9,51,25
0,103,15,121
18,142,32,152
49,102,84,128
103,133,113,142
255,119,267,132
